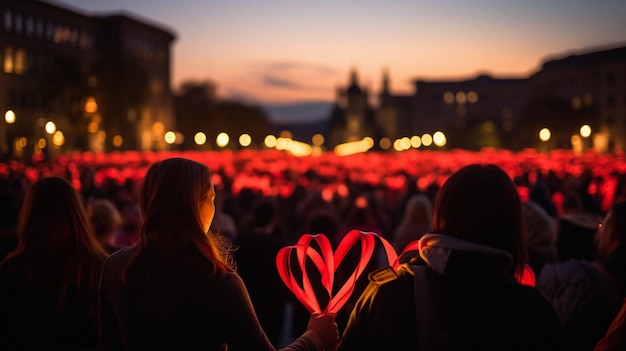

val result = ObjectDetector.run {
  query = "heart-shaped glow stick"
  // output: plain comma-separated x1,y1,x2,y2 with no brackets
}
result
276,230,398,314
277,232,535,315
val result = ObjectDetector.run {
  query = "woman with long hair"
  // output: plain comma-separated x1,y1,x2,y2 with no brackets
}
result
338,163,566,351
0,176,107,350
98,158,338,350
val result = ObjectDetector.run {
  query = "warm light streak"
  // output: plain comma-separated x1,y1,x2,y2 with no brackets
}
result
84,97,98,113
312,133,324,146
44,121,56,134
265,135,277,148
580,125,591,138
539,128,551,142
4,110,16,124
216,132,229,147
194,132,207,145
334,137,374,156
433,131,447,146
52,131,65,146
112,135,123,147
239,133,252,147
164,131,176,144
87,122,98,133
379,137,391,150
411,135,421,148
421,134,433,147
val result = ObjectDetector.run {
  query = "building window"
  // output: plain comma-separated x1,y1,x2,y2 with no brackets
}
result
4,46,14,73
36,18,44,38
3,10,12,32
46,21,55,41
14,12,22,33
26,15,34,36
14,48,26,74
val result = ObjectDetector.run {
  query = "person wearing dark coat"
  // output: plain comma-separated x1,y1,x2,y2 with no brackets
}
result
338,164,566,351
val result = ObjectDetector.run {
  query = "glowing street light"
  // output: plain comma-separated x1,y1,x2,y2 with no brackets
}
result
580,125,591,138
216,132,229,148
45,121,56,134
194,132,207,145
421,133,433,147
539,128,551,142
164,131,176,144
239,133,252,147
5,110,16,124
264,135,277,148
433,131,447,147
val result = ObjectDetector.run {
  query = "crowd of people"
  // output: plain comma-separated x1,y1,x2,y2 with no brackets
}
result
0,149,625,350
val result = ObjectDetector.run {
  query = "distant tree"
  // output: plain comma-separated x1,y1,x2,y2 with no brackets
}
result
512,96,598,150
173,82,271,150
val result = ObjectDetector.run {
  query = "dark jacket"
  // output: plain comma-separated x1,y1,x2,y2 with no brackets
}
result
98,245,319,351
338,251,567,351
0,259,99,350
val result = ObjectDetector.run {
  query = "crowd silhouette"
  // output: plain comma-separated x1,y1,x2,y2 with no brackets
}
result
1,152,626,350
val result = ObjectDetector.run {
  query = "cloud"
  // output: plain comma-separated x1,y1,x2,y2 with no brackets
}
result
261,75,303,89
253,61,338,91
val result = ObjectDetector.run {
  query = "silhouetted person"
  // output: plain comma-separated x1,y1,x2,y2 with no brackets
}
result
338,164,566,351
235,197,291,345
0,177,107,350
89,198,123,254
98,158,338,351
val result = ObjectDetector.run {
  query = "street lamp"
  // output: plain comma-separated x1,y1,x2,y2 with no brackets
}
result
580,125,591,138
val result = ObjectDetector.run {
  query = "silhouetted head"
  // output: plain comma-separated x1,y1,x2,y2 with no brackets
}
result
15,176,102,258
89,198,122,241
433,164,524,275
138,158,230,274
9,176,106,310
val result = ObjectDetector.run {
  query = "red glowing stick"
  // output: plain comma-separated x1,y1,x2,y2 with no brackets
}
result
276,230,398,314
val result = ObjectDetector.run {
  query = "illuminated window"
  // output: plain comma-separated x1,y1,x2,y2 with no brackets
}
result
456,91,467,104
443,91,454,104
14,49,26,74
467,91,478,103
3,10,12,32
4,46,14,73
572,97,581,110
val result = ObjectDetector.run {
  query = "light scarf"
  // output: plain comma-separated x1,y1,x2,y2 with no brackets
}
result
418,233,514,275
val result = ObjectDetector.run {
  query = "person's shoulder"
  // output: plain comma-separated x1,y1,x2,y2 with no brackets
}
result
368,263,415,286
105,246,136,264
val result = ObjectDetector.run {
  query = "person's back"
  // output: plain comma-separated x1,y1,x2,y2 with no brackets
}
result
338,164,566,351
0,176,106,350
100,245,255,350
99,158,339,351
539,200,626,351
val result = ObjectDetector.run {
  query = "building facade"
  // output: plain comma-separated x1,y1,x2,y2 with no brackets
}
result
0,0,175,159
327,43,626,152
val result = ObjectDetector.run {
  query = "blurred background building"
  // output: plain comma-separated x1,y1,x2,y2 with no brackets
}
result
1,0,624,157
0,0,175,159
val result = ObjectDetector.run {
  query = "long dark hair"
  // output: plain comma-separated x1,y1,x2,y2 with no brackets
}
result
432,164,525,276
124,158,233,282
6,176,107,314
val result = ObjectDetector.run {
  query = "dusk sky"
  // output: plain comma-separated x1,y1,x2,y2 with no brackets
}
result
52,0,626,105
